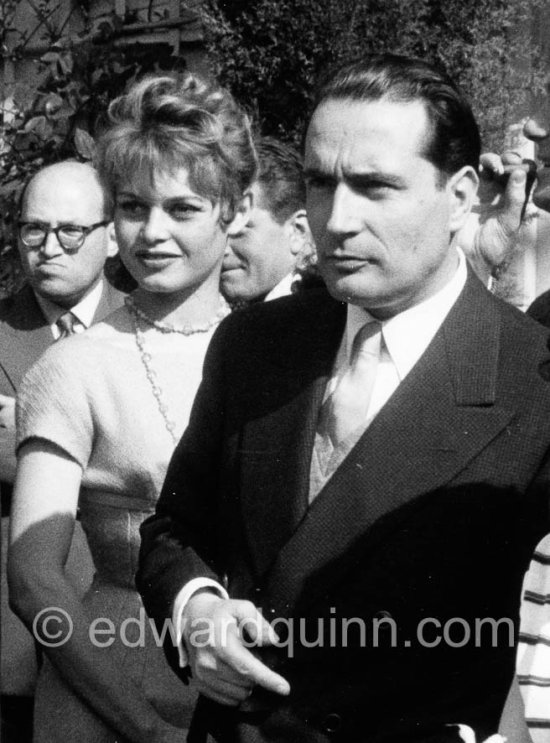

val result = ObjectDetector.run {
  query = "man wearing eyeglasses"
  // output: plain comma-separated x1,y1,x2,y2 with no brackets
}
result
0,159,124,743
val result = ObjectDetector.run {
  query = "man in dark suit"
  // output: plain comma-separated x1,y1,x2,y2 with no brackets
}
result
0,160,123,480
0,160,124,741
138,55,550,743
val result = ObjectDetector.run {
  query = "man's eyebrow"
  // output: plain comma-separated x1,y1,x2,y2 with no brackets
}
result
345,171,406,187
303,167,406,188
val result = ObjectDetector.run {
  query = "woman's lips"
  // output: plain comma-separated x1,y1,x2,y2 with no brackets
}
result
135,251,181,266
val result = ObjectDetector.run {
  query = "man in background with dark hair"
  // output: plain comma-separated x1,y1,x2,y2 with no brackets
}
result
220,136,315,304
138,54,550,743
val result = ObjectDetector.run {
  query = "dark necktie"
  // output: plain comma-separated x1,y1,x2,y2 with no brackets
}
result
56,311,78,339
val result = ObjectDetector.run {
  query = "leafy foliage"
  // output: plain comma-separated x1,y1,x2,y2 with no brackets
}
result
203,0,547,150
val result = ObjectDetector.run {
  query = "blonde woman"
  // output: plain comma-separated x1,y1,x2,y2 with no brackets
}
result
9,73,255,743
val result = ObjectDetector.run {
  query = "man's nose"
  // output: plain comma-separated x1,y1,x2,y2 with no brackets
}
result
326,183,362,236
41,230,64,258
141,208,170,243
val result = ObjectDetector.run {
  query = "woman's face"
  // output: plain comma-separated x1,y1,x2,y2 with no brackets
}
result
114,166,228,297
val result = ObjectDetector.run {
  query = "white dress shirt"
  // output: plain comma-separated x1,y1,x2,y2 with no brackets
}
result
35,280,104,339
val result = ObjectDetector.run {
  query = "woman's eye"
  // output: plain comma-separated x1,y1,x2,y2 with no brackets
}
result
169,204,199,220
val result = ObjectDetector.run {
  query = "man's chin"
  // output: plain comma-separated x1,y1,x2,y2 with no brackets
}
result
32,277,89,308
220,274,246,299
321,273,376,306
33,278,69,299
221,287,243,303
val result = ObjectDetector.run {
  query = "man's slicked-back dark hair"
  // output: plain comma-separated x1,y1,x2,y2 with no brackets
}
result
313,53,481,177
255,136,305,224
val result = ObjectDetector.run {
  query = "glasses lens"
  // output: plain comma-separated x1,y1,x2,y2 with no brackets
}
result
58,226,85,250
20,224,46,246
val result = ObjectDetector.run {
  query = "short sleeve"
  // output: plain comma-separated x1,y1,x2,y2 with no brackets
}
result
16,339,95,469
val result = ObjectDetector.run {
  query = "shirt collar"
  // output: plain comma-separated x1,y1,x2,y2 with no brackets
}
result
35,279,104,331
264,272,295,302
346,249,468,380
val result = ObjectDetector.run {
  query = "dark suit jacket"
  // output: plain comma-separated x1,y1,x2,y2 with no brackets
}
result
0,281,125,504
138,271,550,743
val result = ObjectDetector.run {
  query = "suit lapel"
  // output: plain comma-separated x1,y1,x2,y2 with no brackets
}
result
0,286,52,390
239,293,346,579
262,273,516,613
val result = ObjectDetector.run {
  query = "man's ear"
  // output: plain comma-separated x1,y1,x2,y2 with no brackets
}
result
106,222,118,258
287,209,313,256
226,190,253,237
448,166,479,233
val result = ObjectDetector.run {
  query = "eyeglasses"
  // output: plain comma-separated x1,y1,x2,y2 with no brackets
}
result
18,221,110,252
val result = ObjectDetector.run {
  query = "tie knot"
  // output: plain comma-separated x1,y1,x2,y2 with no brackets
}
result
352,321,381,362
56,311,78,339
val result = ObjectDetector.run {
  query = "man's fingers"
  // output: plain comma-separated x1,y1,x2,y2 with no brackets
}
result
210,675,252,701
231,601,280,646
210,657,256,689
191,645,254,704
195,660,254,705
500,168,528,232
186,597,290,699
197,682,249,707
505,168,527,205
501,150,523,167
223,632,290,696
524,117,549,141
480,152,504,176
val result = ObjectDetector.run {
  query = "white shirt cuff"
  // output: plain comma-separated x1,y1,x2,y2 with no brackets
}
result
172,578,229,667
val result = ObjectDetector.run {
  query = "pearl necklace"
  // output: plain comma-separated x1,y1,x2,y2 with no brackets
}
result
126,295,230,444
125,295,230,334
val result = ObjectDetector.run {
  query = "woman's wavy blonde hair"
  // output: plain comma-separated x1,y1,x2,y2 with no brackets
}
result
95,72,257,222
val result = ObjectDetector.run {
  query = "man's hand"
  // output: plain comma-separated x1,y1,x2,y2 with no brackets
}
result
0,394,15,430
182,592,291,706
474,152,535,269
524,117,550,211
